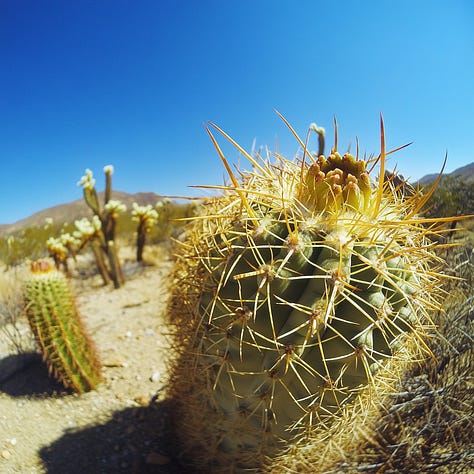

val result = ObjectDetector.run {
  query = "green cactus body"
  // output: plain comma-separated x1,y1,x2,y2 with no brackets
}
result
169,118,446,471
24,261,102,393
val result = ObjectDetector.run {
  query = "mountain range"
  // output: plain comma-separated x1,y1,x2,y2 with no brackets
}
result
0,191,163,236
1,161,473,236
417,162,474,186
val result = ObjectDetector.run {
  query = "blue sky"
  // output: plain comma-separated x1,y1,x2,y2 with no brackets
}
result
1,0,473,224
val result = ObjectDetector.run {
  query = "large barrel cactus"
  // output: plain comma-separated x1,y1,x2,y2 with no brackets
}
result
168,115,450,472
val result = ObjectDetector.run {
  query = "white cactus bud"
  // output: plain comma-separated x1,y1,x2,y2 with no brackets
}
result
103,165,114,175
104,200,126,215
77,169,96,190
132,203,159,229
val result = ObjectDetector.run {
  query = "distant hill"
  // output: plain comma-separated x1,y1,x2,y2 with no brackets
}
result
418,162,474,186
0,191,163,236
1,161,473,237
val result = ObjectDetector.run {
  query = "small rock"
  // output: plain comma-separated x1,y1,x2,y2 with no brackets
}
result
9,438,17,446
134,395,150,407
103,358,126,368
125,331,132,338
149,371,160,383
145,452,170,465
145,328,155,336
1,450,11,460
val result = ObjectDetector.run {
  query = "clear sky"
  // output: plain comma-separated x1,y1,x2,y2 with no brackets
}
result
1,0,473,224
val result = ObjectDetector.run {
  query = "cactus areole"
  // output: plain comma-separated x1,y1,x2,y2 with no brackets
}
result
169,115,446,470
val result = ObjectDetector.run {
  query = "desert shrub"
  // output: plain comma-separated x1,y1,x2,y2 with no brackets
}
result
117,201,199,247
0,265,28,330
0,222,74,268
424,176,474,219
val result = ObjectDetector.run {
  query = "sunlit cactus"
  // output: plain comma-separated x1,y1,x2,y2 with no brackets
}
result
24,260,102,393
131,203,159,262
77,165,126,288
72,216,110,283
46,236,69,270
46,232,81,272
155,198,173,239
167,113,458,471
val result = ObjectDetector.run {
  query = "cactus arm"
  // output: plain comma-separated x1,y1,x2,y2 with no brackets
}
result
104,165,113,205
83,186,102,217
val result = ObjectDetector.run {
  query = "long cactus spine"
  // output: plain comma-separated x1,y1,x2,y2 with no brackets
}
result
168,115,454,472
24,260,102,393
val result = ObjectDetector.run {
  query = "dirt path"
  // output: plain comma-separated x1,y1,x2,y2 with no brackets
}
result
0,253,177,473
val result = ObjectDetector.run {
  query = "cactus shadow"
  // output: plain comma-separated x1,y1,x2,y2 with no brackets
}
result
0,352,67,396
39,399,180,474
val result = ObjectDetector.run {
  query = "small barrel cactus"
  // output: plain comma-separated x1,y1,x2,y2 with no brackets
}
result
24,260,102,393
167,114,454,472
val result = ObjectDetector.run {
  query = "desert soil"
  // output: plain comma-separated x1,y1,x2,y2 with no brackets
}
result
0,248,178,474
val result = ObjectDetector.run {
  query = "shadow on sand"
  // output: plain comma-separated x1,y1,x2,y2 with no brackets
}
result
0,352,66,396
1,355,181,473
38,400,179,474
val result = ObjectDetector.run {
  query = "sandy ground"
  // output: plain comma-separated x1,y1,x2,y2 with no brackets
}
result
0,251,178,474
1,242,473,474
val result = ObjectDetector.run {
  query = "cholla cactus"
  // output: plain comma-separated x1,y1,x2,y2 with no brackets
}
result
46,233,79,270
60,233,81,254
44,217,54,230
77,165,126,288
46,237,68,270
167,115,460,471
72,216,110,283
46,230,83,273
104,199,127,217
131,203,159,262
77,168,96,191
73,216,102,241
156,198,172,239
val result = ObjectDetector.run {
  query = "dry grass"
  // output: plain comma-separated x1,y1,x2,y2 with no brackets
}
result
0,264,29,328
